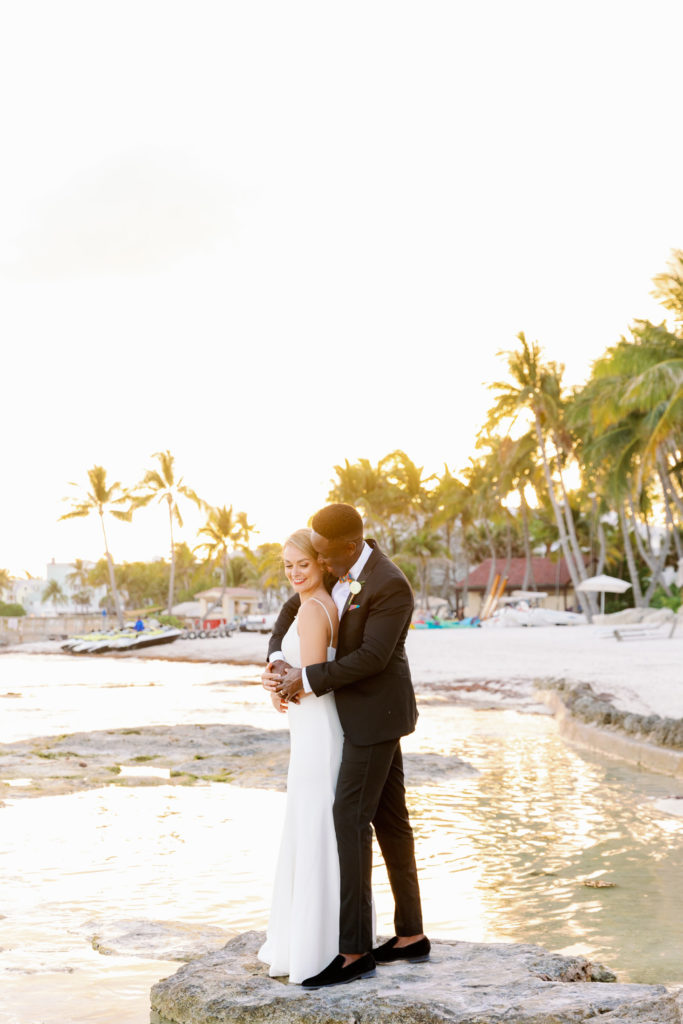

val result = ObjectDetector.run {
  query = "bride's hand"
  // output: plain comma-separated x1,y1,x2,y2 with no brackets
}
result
270,692,288,714
262,660,288,692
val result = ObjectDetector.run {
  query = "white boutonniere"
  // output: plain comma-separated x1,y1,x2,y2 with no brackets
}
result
349,580,363,596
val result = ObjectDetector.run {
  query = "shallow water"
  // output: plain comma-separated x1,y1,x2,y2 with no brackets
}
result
1,653,683,1023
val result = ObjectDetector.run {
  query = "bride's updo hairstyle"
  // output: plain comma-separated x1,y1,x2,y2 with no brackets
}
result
283,528,318,561
311,503,363,541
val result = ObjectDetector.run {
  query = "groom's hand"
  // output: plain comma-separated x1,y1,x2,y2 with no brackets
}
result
263,660,301,705
262,660,290,691
278,667,304,702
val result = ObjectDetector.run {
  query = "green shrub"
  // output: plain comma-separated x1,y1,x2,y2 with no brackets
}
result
0,602,26,617
651,584,682,613
157,613,184,628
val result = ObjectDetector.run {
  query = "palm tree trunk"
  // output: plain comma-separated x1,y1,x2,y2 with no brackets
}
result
662,444,683,518
483,520,497,598
167,496,175,616
627,496,671,598
519,489,535,590
658,462,683,561
98,510,124,627
558,472,585,573
504,520,512,577
555,456,596,613
534,418,593,620
222,547,228,607
619,503,644,607
596,518,607,576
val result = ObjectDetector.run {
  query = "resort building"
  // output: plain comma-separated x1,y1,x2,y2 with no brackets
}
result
456,556,578,616
9,576,46,615
185,585,264,622
8,560,107,616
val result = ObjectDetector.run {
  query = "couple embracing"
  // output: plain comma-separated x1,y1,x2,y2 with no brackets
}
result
258,502,429,990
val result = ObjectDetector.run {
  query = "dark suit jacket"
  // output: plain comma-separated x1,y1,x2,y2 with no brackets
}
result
268,540,418,746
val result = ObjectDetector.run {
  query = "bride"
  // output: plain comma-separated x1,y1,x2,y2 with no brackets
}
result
257,529,343,984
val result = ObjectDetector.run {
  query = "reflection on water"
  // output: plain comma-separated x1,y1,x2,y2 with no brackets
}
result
400,705,683,984
0,654,264,743
1,655,683,1024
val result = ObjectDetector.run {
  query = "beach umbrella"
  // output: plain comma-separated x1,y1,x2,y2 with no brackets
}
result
576,574,632,614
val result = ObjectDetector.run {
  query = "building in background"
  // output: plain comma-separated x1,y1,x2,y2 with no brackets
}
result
9,560,107,616
456,557,578,616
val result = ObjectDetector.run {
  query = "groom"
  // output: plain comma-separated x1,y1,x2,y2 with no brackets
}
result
265,502,429,989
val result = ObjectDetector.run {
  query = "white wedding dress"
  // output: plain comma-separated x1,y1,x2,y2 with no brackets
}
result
258,601,344,984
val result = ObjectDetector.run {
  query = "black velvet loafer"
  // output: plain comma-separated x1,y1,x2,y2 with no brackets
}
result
301,953,376,989
372,935,431,964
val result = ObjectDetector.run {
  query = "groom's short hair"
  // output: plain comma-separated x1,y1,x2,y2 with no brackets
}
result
311,503,363,541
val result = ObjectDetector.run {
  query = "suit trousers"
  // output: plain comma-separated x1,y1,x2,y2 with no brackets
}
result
333,736,423,954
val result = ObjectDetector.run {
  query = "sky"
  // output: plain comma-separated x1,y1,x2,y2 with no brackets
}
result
3,0,683,578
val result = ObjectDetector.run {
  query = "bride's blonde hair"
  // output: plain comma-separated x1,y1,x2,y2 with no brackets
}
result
283,528,318,562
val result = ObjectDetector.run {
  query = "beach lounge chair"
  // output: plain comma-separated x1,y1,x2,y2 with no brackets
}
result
610,619,678,641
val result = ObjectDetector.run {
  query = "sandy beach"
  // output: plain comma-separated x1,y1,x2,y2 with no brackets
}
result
6,621,682,719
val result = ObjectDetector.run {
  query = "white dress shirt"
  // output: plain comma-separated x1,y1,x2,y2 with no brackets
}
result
271,541,372,694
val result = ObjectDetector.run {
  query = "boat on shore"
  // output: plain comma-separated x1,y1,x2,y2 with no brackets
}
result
411,615,480,629
61,626,182,654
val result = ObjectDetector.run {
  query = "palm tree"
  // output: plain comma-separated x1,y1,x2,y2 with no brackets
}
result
233,510,256,550
589,323,683,491
195,505,254,605
328,457,403,551
66,558,90,589
488,333,594,619
173,542,198,597
463,454,509,599
475,431,541,590
651,248,683,329
429,468,470,609
508,432,542,589
42,578,67,610
399,528,449,613
66,559,92,608
245,543,286,607
382,450,437,532
0,568,11,601
59,466,130,626
571,321,683,605
72,590,93,614
130,451,203,615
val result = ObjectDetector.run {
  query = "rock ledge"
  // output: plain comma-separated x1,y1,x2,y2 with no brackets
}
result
150,930,681,1024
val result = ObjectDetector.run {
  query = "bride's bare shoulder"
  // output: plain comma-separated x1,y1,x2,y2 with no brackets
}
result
299,594,338,628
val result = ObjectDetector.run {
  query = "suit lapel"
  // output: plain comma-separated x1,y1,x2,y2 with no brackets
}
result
340,590,354,619
339,541,381,622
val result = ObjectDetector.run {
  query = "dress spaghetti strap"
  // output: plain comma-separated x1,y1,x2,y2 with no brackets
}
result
309,597,335,648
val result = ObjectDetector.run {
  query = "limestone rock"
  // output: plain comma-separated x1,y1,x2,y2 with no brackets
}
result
536,680,683,751
0,724,477,798
85,918,231,962
150,930,679,1024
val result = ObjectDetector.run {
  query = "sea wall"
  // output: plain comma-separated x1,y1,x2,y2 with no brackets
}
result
0,613,106,644
537,679,683,777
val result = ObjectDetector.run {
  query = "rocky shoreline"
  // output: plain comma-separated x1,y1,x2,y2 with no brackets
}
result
537,679,683,779
537,679,683,749
149,930,682,1024
4,675,683,803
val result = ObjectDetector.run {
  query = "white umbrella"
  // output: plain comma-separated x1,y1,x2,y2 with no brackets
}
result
577,574,632,615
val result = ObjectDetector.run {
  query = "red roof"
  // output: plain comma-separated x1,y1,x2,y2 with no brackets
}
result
458,557,575,590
